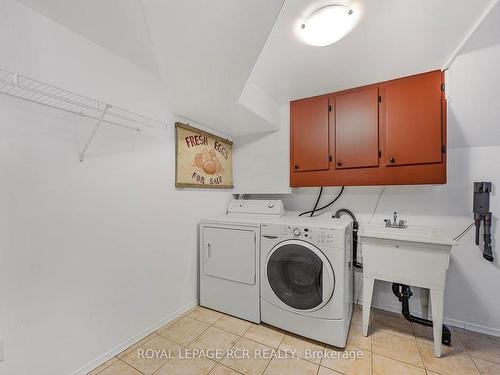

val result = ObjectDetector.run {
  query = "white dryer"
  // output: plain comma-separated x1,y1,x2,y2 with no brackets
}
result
260,218,353,347
199,199,284,323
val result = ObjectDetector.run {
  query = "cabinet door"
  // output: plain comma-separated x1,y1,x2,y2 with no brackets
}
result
383,71,443,166
291,97,330,172
334,87,379,169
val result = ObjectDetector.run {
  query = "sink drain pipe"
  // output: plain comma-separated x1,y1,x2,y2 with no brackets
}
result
392,283,451,345
333,208,362,269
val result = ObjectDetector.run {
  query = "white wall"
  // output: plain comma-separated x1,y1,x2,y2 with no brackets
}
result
233,106,290,194
238,79,281,128
247,43,500,336
0,1,231,375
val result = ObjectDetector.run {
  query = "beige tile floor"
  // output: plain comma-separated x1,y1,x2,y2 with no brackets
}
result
88,305,500,375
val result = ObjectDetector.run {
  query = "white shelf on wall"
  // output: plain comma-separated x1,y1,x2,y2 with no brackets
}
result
0,68,166,161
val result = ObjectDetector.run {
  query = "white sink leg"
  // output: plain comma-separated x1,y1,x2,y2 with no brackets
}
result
362,276,375,336
430,289,444,357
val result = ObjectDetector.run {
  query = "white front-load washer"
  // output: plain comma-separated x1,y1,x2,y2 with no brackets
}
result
260,218,353,347
199,199,284,323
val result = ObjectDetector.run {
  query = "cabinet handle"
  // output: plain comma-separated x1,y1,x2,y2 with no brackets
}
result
337,161,342,167
294,165,299,170
389,157,395,164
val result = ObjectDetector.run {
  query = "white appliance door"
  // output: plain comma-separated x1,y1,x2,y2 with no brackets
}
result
203,227,256,285
266,239,335,312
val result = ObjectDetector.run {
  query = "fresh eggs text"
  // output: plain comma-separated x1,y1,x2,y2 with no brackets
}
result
185,133,228,185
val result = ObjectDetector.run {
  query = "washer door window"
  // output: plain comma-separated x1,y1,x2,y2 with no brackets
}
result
266,240,335,311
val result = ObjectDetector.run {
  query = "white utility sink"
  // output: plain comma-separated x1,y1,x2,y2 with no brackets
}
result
359,224,457,247
359,223,457,358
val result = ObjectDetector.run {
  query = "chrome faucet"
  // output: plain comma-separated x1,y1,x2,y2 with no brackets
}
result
384,211,407,229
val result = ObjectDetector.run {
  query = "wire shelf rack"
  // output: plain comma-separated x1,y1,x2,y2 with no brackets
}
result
0,68,167,161
0,69,165,130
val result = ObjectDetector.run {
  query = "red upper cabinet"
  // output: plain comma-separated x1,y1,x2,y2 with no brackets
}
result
289,70,446,187
334,87,379,169
382,71,443,166
290,96,330,172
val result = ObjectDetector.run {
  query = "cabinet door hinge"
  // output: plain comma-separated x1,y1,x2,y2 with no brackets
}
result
378,150,382,158
378,95,382,103
329,155,332,162
328,105,332,112
441,145,446,154
441,83,445,92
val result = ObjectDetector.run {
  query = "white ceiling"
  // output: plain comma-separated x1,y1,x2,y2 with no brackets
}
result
15,0,499,137
17,0,160,76
17,0,284,137
140,0,284,136
248,0,495,104
458,0,500,56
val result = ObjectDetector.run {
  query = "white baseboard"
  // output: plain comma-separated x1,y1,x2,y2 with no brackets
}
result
361,301,500,338
70,299,198,375
443,316,500,337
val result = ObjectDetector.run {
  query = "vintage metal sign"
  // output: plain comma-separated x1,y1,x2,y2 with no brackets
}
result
175,122,233,189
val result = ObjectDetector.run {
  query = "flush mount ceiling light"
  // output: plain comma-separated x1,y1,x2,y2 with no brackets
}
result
298,5,358,47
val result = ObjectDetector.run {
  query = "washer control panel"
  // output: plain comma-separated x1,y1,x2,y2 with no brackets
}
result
285,225,334,242
261,224,346,248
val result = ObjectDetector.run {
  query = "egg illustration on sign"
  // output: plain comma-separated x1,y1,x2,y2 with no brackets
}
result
193,148,223,175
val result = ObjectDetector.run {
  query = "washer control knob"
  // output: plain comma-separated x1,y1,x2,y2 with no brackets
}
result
293,227,301,236
267,201,275,208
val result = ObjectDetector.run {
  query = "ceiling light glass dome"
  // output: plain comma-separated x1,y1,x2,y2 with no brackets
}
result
298,5,358,47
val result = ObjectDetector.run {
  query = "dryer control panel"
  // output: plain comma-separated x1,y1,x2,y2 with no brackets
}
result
228,199,284,216
262,224,346,248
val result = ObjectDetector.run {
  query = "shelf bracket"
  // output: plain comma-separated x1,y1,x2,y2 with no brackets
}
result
79,104,111,162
